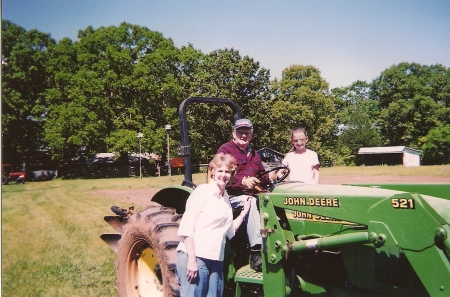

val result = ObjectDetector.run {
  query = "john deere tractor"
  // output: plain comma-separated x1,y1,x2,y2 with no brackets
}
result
101,97,450,297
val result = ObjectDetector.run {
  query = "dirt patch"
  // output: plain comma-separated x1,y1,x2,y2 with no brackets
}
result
321,175,450,185
93,175,449,208
94,188,161,208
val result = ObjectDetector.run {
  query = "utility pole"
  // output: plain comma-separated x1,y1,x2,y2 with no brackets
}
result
164,124,171,181
137,132,144,179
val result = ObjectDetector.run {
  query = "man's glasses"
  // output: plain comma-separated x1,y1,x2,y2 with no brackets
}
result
236,131,253,136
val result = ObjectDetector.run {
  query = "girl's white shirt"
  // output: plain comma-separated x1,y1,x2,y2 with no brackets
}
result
282,149,319,184
177,181,235,261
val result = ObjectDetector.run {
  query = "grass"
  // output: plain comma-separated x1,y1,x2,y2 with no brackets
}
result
320,164,450,177
2,180,119,296
1,165,449,296
1,174,208,297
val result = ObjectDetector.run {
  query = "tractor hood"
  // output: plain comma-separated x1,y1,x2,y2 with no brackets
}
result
270,183,450,225
421,194,450,225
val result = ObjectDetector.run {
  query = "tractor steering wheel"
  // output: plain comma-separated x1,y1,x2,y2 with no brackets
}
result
256,166,290,189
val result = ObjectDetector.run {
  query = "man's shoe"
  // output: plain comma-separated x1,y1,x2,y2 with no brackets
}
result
250,252,262,272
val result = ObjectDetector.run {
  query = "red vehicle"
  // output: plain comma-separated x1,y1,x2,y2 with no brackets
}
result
2,164,26,185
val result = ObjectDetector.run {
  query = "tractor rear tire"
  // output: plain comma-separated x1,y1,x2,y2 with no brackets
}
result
2,175,8,185
115,202,181,297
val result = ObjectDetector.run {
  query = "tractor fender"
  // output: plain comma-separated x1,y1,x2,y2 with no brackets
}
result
151,185,194,214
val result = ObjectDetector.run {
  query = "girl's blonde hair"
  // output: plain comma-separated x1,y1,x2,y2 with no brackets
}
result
288,127,308,153
209,152,237,178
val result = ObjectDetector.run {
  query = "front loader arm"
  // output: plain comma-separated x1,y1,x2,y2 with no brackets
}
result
258,185,450,297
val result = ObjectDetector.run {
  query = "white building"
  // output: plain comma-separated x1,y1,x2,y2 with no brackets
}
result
358,146,421,167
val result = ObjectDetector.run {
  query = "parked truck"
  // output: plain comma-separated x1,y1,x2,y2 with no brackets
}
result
2,164,26,185
101,97,450,297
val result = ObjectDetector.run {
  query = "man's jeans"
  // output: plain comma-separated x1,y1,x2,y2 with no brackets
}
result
229,195,262,247
176,251,224,297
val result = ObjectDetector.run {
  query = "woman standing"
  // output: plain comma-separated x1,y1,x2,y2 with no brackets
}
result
176,152,250,297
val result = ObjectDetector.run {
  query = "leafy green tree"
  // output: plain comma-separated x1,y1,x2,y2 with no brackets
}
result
371,63,450,148
43,23,193,163
1,20,55,164
268,65,336,162
420,126,450,165
332,81,382,165
189,48,270,115
44,103,108,160
184,48,271,163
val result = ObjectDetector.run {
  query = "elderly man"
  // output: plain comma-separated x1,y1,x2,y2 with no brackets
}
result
217,118,270,272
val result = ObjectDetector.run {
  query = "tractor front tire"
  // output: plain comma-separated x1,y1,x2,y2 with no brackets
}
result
115,203,181,297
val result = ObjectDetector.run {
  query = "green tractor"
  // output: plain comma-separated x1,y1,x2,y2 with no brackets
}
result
101,97,450,297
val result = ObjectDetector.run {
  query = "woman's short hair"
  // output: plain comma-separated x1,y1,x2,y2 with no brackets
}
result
209,152,237,178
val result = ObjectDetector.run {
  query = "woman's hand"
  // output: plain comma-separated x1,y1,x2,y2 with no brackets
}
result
233,196,252,232
186,256,198,282
183,236,198,282
242,196,251,215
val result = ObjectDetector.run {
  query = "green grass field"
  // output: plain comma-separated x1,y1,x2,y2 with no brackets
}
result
1,173,207,296
2,165,449,296
319,164,450,177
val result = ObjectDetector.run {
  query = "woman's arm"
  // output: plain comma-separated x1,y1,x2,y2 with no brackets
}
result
182,236,198,282
232,196,251,232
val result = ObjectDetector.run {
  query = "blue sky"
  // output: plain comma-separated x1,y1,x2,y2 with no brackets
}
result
3,0,449,89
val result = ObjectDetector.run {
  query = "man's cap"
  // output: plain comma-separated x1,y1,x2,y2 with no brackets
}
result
234,118,253,129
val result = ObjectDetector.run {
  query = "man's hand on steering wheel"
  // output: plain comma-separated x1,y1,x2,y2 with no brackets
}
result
242,176,261,189
257,166,290,188
241,166,289,193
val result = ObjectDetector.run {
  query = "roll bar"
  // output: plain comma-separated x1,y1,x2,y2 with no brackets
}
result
177,97,241,182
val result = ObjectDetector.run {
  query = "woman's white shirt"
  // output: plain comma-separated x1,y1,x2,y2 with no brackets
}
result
177,181,235,261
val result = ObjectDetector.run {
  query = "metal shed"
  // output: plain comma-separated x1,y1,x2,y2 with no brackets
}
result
357,146,421,167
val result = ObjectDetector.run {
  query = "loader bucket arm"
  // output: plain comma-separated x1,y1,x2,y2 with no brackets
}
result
177,97,241,183
259,184,450,296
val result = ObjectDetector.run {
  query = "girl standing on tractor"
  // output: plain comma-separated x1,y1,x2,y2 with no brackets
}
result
282,127,320,184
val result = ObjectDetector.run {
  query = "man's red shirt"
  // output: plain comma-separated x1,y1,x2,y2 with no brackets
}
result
217,140,266,195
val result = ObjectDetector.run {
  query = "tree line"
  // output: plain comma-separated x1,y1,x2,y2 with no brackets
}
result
2,20,450,171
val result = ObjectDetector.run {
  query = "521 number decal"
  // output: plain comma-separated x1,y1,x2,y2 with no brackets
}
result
391,198,415,209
